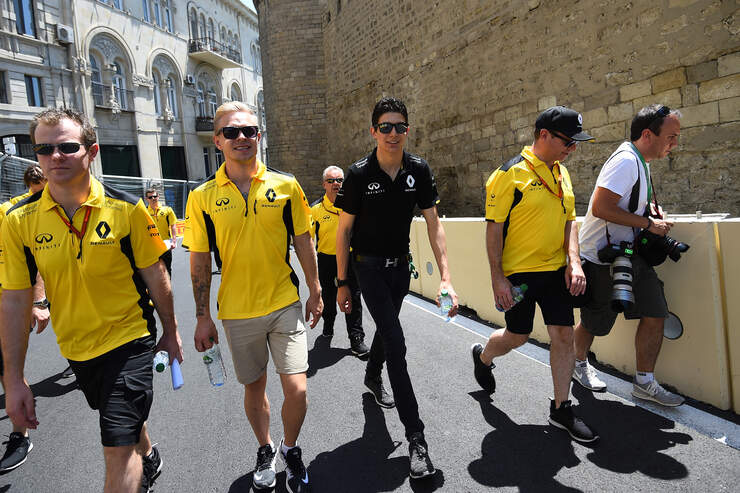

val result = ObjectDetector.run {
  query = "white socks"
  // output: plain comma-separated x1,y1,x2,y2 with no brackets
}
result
636,371,654,385
575,359,588,367
281,442,296,455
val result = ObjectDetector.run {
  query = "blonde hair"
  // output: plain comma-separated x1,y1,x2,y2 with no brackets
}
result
213,102,256,135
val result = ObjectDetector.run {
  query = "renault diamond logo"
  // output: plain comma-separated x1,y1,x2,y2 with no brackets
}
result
95,221,111,239
368,182,380,190
577,113,583,125
216,198,230,206
265,188,277,202
406,175,415,187
35,233,53,244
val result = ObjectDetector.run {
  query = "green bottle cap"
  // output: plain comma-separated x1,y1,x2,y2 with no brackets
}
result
155,362,166,372
441,289,449,296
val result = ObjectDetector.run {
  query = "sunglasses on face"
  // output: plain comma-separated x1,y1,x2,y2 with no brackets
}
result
374,122,409,134
147,195,158,200
33,142,83,155
325,178,343,184
217,126,259,139
550,132,577,148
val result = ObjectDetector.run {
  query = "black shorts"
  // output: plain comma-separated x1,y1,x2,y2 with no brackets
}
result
504,267,575,334
68,336,155,447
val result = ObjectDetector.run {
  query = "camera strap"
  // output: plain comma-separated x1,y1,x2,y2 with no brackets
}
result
603,147,650,246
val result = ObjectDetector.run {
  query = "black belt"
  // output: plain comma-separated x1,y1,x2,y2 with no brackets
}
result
353,253,408,268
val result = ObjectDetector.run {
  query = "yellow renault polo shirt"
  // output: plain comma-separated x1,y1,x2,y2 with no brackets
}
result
0,178,167,361
0,191,34,301
310,195,341,255
184,160,312,319
147,205,177,241
485,146,576,276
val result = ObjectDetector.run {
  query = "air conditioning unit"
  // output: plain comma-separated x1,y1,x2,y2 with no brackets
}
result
185,74,196,85
56,24,74,45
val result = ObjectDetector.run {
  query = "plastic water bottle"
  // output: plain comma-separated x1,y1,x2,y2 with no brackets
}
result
203,339,226,387
153,351,169,372
439,289,454,322
496,284,529,312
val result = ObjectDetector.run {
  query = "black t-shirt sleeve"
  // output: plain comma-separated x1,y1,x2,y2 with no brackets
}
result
334,168,361,214
417,162,440,210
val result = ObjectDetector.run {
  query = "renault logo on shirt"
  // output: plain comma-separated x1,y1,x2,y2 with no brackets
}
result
216,198,230,206
35,233,53,244
406,175,415,188
265,188,277,202
96,221,111,239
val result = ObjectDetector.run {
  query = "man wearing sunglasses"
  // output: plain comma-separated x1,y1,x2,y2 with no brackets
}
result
335,97,459,479
310,166,368,356
145,188,178,277
185,102,321,493
0,108,183,492
473,106,598,444
574,104,683,407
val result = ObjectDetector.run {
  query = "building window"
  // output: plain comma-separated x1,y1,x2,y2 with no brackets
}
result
160,146,187,180
189,8,198,38
207,90,217,117
207,19,215,43
196,84,206,117
215,148,223,166
142,0,150,22
90,56,104,105
167,77,177,118
230,83,241,102
100,145,141,176
153,1,162,28
203,147,210,177
112,62,127,110
199,15,207,39
113,0,121,8
13,0,37,37
0,72,8,104
164,1,173,32
152,73,161,116
25,75,43,107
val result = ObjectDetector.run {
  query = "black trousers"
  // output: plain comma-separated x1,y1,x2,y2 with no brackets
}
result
354,257,424,440
161,249,173,277
317,253,363,339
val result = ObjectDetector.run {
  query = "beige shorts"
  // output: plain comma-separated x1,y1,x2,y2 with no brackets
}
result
222,301,308,384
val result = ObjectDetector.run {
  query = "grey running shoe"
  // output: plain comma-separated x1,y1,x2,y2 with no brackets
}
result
280,439,311,493
364,374,395,408
350,336,370,357
471,343,496,394
572,361,607,392
408,432,435,479
0,432,32,472
632,380,685,407
548,400,599,443
253,442,277,489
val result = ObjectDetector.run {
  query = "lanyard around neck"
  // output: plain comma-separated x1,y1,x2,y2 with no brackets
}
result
526,159,565,213
630,143,652,203
53,206,91,259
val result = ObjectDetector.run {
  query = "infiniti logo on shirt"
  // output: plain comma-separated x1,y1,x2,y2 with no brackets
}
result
216,198,230,206
35,233,53,243
368,182,380,190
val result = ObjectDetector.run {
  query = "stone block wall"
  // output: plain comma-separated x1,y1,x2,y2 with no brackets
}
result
257,0,740,216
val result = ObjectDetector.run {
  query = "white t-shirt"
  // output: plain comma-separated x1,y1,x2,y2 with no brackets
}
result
579,142,650,265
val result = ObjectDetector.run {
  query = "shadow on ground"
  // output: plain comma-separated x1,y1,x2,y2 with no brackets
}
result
306,334,351,378
0,370,78,415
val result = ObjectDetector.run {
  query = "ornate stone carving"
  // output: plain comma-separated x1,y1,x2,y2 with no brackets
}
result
92,35,121,63
153,56,177,80
133,73,153,88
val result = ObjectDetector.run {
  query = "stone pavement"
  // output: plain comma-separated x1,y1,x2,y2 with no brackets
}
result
2,248,738,492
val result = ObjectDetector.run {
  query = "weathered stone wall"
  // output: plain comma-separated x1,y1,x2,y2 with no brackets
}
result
258,0,740,216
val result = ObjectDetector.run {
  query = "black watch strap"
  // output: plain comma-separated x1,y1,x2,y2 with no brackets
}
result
335,278,349,288
33,298,49,308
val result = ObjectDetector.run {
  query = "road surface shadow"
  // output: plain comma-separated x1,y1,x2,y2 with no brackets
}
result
571,384,691,479
0,370,78,415
306,334,351,378
468,390,583,492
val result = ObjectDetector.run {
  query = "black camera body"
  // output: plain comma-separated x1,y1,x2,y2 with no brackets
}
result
597,241,635,313
597,240,634,264
635,230,690,265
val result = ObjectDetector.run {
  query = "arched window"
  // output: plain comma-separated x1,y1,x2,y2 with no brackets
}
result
230,83,241,102
90,55,103,105
207,19,215,43
190,8,198,39
112,61,127,110
142,0,150,22
153,0,162,27
167,76,177,118
199,14,207,39
255,46,261,73
152,72,161,116
234,35,240,52
164,0,173,32
220,26,226,43
207,89,217,116
196,83,206,117
90,55,102,84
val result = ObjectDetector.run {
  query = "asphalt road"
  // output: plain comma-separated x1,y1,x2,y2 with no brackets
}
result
2,248,738,492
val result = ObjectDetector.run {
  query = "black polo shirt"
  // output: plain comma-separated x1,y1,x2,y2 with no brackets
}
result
335,148,439,257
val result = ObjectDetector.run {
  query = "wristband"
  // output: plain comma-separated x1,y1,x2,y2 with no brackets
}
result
335,278,349,288
33,298,49,309
646,217,653,230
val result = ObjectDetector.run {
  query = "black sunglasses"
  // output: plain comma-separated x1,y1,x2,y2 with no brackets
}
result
374,122,409,134
33,142,82,155
325,178,343,184
549,131,577,148
147,195,158,199
218,126,259,139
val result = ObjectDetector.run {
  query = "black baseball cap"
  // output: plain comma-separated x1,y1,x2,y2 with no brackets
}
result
536,106,594,142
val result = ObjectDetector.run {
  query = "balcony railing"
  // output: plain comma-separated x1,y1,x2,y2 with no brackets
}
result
91,82,134,111
196,116,214,133
188,37,242,69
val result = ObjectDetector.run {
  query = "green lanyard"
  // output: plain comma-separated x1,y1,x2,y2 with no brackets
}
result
630,143,652,204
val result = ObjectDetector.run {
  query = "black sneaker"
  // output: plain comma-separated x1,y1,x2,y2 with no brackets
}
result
0,432,33,472
280,439,311,493
141,445,163,491
61,365,75,378
350,336,370,357
364,374,395,408
408,432,435,479
471,343,496,394
321,325,334,338
253,443,277,489
548,400,599,443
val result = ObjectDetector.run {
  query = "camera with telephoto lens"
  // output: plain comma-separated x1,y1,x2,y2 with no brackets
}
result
635,230,690,265
597,240,635,313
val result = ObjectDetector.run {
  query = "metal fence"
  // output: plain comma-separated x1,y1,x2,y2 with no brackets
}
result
91,81,135,111
0,154,199,218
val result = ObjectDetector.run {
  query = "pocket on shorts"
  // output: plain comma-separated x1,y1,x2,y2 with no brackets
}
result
123,372,153,418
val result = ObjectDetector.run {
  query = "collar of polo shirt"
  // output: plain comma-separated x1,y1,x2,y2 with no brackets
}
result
215,160,268,186
39,177,106,212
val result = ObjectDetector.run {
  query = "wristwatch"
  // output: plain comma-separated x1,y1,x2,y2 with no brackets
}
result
335,278,349,288
33,298,50,309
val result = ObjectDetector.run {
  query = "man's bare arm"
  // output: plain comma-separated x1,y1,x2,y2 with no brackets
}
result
420,206,459,316
190,251,219,350
0,288,33,382
591,187,672,235
336,212,355,313
486,221,514,310
140,260,183,362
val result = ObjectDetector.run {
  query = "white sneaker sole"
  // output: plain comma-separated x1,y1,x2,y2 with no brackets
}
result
364,381,395,408
409,466,436,479
0,441,32,472
631,389,684,407
548,417,599,443
571,373,607,392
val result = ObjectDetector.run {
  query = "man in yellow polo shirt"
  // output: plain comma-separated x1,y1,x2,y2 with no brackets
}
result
310,165,367,356
145,187,178,277
185,102,322,493
0,108,183,492
471,106,598,444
